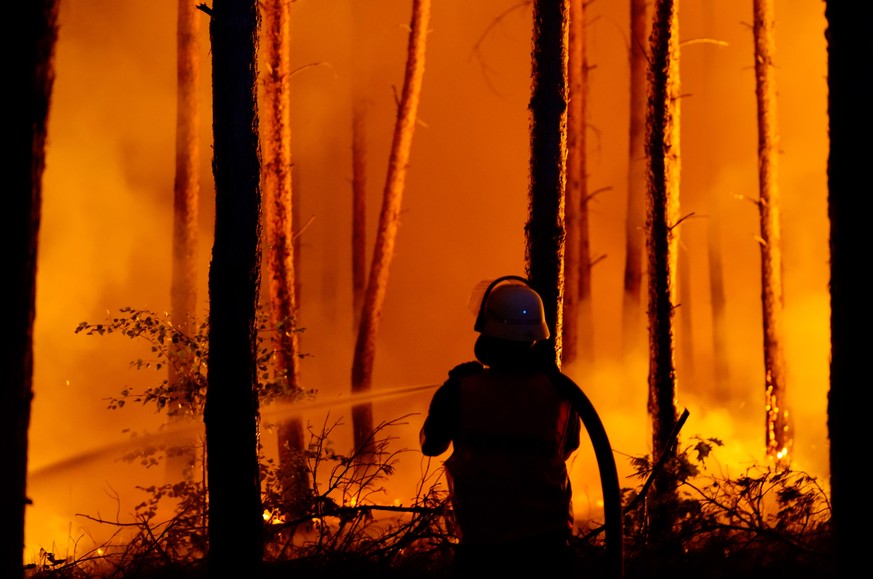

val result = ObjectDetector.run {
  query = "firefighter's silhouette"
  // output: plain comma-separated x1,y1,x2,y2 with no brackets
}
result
420,276,581,577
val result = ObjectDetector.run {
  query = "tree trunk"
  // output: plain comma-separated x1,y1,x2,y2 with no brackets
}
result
351,104,368,334
205,0,264,572
824,3,868,577
753,0,791,466
167,0,202,482
645,0,681,546
708,191,730,400
575,51,595,369
621,0,651,359
525,0,569,367
350,0,370,335
5,3,58,577
261,0,309,515
351,0,431,457
677,245,694,386
698,2,731,402
171,0,201,363
562,0,594,369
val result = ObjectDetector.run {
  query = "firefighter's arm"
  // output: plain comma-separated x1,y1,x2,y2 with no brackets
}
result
420,362,482,456
420,381,458,456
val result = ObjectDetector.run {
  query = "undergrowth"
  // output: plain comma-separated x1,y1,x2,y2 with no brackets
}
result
25,308,833,578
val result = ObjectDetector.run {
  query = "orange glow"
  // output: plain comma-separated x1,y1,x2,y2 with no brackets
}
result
264,509,285,525
28,0,829,560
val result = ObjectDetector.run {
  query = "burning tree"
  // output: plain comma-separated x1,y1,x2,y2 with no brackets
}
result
260,0,311,517
645,0,682,546
752,0,792,466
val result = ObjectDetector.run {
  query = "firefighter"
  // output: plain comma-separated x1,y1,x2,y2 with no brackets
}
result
420,276,581,578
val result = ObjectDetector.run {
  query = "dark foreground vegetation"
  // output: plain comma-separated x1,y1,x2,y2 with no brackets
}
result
25,430,834,579
25,310,833,579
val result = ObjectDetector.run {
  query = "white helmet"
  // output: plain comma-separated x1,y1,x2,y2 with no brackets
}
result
473,278,550,342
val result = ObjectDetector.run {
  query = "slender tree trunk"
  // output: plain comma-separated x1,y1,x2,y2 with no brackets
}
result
562,0,579,366
708,190,730,400
5,3,58,577
575,50,595,368
646,0,681,546
526,0,569,367
699,3,731,402
261,0,309,514
351,105,368,333
293,172,302,307
677,244,694,386
562,0,594,368
351,1,370,335
205,0,264,572
351,0,430,456
622,0,651,359
167,0,202,482
825,3,869,576
753,0,791,466
171,0,201,366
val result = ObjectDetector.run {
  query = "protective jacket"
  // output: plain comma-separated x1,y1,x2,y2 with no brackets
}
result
420,358,581,545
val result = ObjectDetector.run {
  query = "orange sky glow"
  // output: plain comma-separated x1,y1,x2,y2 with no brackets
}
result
28,0,829,560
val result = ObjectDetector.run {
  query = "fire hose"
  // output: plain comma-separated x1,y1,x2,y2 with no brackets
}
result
554,369,692,579
551,369,624,579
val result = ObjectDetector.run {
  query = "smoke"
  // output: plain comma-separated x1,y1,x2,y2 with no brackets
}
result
29,0,829,557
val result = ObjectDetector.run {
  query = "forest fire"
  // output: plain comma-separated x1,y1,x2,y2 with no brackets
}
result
21,0,833,576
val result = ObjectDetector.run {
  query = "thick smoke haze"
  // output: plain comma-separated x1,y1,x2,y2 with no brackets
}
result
28,0,829,559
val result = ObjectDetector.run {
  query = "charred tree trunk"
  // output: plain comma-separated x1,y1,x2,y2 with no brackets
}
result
5,3,58,577
526,0,569,367
204,0,264,572
167,0,202,482
622,0,652,359
645,0,681,546
562,0,594,369
753,0,791,466
351,0,430,458
261,0,309,515
824,3,868,577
